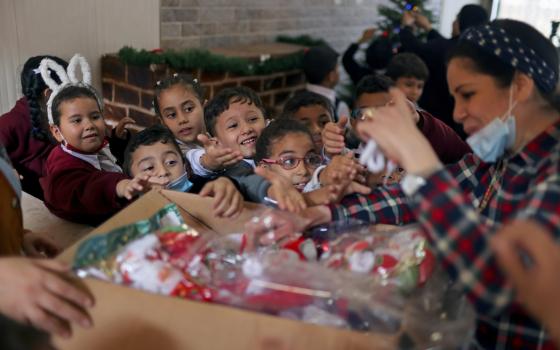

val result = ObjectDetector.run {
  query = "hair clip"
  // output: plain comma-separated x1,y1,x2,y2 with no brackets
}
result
173,73,179,78
193,78,198,84
156,80,162,86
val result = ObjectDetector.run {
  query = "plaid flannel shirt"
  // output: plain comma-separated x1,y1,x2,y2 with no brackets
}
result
330,120,560,349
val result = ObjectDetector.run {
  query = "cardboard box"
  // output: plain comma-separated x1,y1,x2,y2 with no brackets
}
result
56,190,398,350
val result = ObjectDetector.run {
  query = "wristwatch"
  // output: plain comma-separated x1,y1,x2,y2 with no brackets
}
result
401,173,427,196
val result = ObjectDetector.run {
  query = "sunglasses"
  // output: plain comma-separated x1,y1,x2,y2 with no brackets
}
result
261,154,323,170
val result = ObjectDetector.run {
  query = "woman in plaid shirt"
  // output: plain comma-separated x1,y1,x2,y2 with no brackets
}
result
299,19,560,349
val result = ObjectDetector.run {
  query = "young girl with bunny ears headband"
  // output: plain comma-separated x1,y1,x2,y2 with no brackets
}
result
0,55,68,199
39,54,161,226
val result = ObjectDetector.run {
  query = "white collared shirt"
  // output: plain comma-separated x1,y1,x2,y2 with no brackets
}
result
306,83,351,121
61,144,122,173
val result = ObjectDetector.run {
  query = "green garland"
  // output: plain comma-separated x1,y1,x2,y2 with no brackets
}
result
118,45,305,76
276,34,328,47
117,35,329,76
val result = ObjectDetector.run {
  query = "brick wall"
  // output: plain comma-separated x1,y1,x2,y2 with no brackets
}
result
101,55,306,126
161,0,442,53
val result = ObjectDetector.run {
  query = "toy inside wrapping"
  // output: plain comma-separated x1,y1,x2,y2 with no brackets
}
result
243,213,436,292
73,206,474,343
73,204,217,301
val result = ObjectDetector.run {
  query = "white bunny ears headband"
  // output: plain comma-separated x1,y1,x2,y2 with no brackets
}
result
39,54,102,125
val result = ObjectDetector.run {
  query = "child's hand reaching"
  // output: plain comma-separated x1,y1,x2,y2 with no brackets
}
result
113,117,137,139
322,116,348,158
199,177,244,218
305,169,371,206
255,167,307,213
319,152,365,186
198,134,244,172
116,173,161,200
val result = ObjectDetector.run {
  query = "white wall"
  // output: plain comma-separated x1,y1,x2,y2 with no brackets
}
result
438,0,480,38
0,0,160,115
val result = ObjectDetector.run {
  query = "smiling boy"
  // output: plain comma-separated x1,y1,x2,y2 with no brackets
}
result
203,86,267,177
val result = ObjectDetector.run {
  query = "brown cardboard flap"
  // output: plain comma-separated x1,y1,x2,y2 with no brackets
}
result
54,279,395,350
160,189,264,235
56,189,398,349
58,190,213,263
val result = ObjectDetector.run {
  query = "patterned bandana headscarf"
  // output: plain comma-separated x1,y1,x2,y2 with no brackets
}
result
461,24,558,94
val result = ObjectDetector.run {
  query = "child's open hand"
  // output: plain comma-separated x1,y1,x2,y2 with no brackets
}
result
304,180,370,206
319,152,364,186
322,116,347,158
198,134,244,171
116,173,156,200
113,117,137,139
199,177,244,218
255,167,307,213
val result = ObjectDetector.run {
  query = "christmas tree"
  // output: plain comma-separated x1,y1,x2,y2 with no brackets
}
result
377,0,436,42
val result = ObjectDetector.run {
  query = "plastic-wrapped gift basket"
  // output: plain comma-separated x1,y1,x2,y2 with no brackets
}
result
73,204,475,347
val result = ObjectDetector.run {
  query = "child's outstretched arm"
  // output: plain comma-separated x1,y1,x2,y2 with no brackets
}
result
319,152,366,186
254,167,307,214
197,134,244,171
199,177,243,218
112,117,137,140
322,116,348,158
304,174,371,206
116,173,164,200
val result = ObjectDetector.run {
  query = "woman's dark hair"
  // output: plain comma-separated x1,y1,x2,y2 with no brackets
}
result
51,86,102,126
448,19,560,112
255,118,314,163
20,55,68,141
153,73,204,117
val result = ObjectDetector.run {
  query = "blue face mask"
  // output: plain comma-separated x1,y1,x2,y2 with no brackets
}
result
166,172,193,192
466,87,517,163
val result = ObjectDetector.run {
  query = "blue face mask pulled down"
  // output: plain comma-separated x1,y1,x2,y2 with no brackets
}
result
166,172,193,193
466,87,517,163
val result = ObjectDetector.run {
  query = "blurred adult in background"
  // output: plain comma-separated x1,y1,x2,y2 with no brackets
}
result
399,4,489,139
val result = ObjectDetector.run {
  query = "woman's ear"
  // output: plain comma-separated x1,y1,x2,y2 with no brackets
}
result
512,72,535,103
49,124,64,143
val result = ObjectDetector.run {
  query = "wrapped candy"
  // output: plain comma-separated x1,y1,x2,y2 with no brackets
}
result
316,225,436,291
74,204,216,302
73,206,470,344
